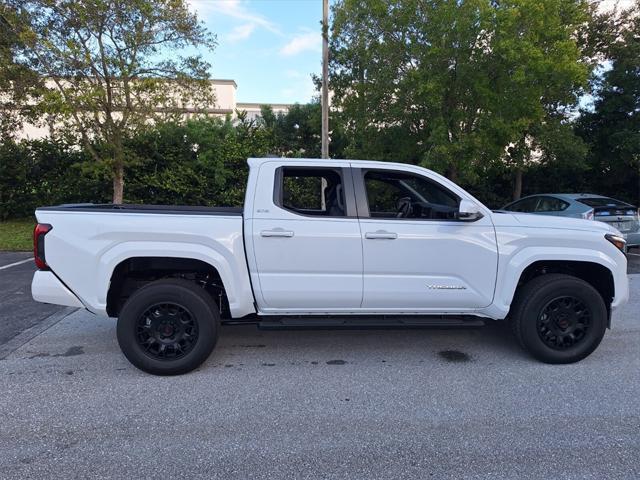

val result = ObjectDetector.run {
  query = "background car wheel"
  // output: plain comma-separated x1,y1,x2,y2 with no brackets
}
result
510,273,607,364
117,278,219,375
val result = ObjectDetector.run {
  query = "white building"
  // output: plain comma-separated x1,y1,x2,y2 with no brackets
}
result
17,79,293,140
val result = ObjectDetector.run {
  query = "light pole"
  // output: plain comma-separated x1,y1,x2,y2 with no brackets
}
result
321,0,329,159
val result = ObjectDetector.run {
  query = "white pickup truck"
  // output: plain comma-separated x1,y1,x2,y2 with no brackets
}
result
32,158,629,374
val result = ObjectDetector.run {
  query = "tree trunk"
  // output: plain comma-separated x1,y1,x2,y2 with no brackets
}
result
446,164,458,184
112,162,124,204
513,168,523,201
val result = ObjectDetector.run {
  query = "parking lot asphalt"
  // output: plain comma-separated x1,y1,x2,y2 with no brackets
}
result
628,247,640,272
0,249,639,479
0,252,65,347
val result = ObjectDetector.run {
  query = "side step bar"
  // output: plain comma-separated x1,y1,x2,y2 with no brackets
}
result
256,316,485,330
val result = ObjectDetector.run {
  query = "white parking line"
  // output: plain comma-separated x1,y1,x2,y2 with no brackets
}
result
0,258,32,270
628,252,640,257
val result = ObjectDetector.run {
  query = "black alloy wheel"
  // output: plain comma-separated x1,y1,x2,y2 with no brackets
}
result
510,273,607,364
537,296,591,350
136,302,199,360
117,278,219,375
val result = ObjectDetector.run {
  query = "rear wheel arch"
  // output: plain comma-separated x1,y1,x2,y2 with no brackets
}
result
106,256,230,319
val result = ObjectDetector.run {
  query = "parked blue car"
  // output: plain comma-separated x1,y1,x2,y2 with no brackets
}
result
502,193,640,247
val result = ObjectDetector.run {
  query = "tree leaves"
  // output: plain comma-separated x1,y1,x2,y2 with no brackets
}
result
329,0,591,192
577,2,640,205
3,0,216,202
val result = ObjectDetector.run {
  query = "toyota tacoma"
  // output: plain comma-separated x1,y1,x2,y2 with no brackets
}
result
31,158,629,374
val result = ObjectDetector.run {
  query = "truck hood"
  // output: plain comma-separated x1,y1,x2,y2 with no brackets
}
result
502,212,618,234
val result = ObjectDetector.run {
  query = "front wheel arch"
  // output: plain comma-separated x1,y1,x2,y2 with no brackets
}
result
510,260,614,322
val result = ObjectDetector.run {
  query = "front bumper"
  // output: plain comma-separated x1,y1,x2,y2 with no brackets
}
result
31,271,84,308
611,265,630,312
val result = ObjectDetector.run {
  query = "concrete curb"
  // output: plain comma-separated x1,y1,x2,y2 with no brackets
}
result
0,306,78,360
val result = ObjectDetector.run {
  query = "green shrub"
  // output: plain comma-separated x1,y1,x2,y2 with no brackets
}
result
0,139,110,220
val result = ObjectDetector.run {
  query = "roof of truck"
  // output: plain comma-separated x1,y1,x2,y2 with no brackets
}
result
247,157,416,170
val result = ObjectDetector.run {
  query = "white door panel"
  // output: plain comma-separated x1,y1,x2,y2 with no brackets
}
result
361,219,498,309
252,218,362,309
250,161,363,311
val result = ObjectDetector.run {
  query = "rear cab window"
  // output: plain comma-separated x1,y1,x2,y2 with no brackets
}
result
274,167,348,217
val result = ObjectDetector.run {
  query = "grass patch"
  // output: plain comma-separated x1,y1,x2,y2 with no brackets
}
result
0,218,34,251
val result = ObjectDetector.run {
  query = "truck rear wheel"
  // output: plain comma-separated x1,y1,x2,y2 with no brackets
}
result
510,274,607,364
116,278,219,375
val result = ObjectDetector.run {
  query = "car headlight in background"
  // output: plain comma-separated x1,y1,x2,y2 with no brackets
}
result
605,233,627,253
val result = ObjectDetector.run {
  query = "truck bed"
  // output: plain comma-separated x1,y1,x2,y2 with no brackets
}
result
37,203,243,216
34,203,254,318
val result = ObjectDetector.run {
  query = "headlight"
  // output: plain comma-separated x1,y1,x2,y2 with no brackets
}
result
605,233,627,253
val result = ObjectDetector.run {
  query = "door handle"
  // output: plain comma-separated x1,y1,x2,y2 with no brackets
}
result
261,229,295,238
365,231,398,240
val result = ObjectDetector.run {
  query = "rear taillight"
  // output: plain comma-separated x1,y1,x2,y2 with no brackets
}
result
582,209,594,220
33,223,52,270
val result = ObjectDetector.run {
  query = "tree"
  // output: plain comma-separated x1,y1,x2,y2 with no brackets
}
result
260,103,322,157
329,0,591,194
577,2,640,205
5,0,216,202
502,117,588,200
124,113,274,207
0,4,42,139
259,102,348,159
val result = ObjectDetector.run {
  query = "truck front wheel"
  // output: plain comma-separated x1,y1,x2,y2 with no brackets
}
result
116,278,220,375
510,274,607,364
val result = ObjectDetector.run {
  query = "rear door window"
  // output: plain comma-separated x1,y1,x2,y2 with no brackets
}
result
276,167,347,217
534,196,570,212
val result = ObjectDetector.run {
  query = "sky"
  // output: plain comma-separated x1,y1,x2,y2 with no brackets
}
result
185,0,637,106
187,0,325,105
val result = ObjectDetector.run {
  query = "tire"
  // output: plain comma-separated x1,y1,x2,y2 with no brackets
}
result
510,274,607,364
117,278,219,375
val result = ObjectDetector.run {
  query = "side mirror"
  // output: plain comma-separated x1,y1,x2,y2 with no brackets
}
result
457,199,484,222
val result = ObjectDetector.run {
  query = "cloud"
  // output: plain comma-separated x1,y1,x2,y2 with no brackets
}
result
280,31,321,56
227,23,256,42
597,0,635,13
187,0,281,35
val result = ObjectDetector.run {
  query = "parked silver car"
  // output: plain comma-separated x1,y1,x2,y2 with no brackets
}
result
503,193,640,247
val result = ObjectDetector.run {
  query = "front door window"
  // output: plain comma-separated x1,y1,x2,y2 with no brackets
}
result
364,170,459,220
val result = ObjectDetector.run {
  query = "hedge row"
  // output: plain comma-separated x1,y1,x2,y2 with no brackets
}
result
1,116,638,221
0,118,268,220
